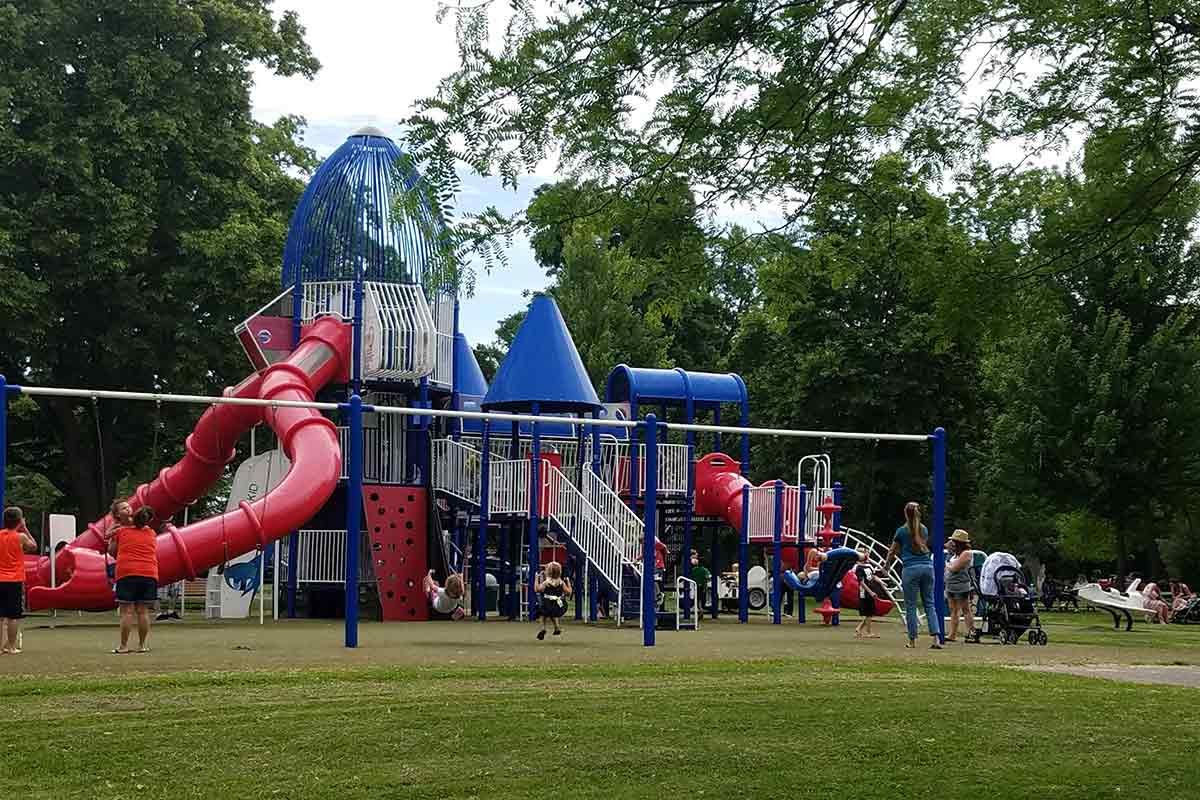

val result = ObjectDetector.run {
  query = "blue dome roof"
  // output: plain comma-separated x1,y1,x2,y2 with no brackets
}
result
282,128,442,287
483,295,601,413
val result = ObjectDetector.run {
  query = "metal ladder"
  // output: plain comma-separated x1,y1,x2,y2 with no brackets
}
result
839,526,909,617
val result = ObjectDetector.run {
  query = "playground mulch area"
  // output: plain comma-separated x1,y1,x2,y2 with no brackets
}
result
4,611,1199,799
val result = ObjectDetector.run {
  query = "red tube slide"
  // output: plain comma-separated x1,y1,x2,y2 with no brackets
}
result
26,316,351,611
693,452,800,534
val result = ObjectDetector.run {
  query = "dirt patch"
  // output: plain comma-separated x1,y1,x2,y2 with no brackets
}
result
1021,664,1200,688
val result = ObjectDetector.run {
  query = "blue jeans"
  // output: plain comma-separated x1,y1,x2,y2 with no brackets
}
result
901,562,939,640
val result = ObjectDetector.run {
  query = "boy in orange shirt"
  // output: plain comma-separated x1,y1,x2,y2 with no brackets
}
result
1,507,38,654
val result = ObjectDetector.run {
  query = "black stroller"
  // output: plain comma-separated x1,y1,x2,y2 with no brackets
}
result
967,564,1048,645
1171,596,1200,624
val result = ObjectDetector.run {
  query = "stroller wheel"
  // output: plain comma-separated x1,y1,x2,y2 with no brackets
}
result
1027,629,1039,645
1038,629,1049,646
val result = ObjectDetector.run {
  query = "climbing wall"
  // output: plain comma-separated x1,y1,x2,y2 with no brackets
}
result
363,485,429,621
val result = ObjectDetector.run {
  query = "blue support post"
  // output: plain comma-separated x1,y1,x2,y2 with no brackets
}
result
932,427,947,642
713,407,722,454
574,555,584,621
710,526,720,620
351,277,364,395
740,407,750,477
477,420,491,621
681,391,696,581
642,414,659,645
286,531,299,618
738,485,749,623
629,399,640,502
772,480,783,625
797,484,807,624
417,377,431,481
528,403,541,622
343,394,364,648
0,375,7,511
497,517,508,617
588,566,599,623
290,281,304,348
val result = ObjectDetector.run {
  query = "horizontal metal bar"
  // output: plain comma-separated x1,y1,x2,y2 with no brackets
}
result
668,421,931,442
5,383,931,442
11,385,341,412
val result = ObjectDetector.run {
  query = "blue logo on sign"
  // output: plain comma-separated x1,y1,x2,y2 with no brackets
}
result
257,329,272,345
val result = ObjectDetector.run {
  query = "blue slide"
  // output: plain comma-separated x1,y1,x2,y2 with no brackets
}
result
782,546,860,600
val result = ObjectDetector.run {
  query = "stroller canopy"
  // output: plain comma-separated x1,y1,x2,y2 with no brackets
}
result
980,552,1022,596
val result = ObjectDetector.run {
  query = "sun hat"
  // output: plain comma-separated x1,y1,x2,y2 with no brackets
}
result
950,529,971,543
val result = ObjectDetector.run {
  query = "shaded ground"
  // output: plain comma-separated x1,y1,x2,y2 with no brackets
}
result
9,608,1200,678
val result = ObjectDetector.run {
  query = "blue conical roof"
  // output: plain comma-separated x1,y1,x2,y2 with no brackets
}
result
282,127,443,288
482,296,601,412
454,333,488,397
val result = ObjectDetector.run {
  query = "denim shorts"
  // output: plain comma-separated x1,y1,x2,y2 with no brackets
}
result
115,576,158,605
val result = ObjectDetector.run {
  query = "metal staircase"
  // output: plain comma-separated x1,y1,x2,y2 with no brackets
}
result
431,438,646,625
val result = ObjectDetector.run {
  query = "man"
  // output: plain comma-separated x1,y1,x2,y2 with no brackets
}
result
1,507,38,654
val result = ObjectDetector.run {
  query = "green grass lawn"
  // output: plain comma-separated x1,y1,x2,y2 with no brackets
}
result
4,612,1200,799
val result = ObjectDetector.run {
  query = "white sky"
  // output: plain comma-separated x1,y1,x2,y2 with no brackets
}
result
251,1,550,346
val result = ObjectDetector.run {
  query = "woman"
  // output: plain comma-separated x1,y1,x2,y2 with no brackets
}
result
944,530,974,642
108,505,160,653
1170,579,1193,613
1141,581,1170,624
883,501,942,649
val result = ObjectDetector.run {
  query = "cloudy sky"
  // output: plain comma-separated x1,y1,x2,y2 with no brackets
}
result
250,2,552,346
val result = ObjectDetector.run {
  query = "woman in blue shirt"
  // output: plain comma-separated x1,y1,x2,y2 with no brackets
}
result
883,502,942,649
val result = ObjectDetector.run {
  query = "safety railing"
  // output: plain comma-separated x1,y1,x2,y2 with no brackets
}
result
431,438,483,506
543,464,625,601
583,469,644,572
278,527,372,585
597,442,691,497
338,425,406,484
488,458,531,516
461,435,587,473
741,484,805,541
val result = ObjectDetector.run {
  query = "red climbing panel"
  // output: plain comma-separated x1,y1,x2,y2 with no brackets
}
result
363,485,429,622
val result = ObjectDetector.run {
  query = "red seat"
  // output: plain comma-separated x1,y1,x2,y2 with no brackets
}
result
813,599,839,625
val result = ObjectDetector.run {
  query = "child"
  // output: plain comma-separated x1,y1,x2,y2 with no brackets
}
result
535,561,572,640
423,569,466,620
1,507,38,654
854,555,885,639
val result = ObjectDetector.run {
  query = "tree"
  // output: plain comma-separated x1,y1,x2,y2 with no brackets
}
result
729,154,986,538
408,0,1200,279
0,1,319,522
976,127,1200,576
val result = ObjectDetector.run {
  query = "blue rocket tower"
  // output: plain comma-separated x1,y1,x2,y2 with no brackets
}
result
240,126,464,621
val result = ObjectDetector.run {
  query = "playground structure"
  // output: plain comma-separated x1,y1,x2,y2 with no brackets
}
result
0,127,949,648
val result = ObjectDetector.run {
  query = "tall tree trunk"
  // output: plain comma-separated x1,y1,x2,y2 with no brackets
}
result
42,397,106,523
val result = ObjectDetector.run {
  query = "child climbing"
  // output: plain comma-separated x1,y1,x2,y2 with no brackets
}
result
536,561,572,640
424,569,466,620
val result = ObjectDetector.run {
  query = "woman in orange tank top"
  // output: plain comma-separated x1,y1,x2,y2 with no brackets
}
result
108,505,160,654
1,506,38,654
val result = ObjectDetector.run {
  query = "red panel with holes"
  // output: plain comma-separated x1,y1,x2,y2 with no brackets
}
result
363,485,429,621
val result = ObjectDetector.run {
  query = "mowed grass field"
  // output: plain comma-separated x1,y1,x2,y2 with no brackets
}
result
4,610,1199,800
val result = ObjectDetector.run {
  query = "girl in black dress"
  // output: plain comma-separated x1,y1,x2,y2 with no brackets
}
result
536,561,572,640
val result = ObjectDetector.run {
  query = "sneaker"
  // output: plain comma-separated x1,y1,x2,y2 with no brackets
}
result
552,628,562,636
536,630,546,641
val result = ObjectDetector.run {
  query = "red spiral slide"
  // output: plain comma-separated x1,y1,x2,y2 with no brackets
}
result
24,316,352,611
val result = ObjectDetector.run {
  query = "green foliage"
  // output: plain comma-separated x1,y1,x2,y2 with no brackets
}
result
0,0,319,521
1054,510,1118,563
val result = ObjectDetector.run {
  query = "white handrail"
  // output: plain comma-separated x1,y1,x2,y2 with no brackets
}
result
431,438,483,506
489,458,531,515
583,469,644,573
544,464,627,597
